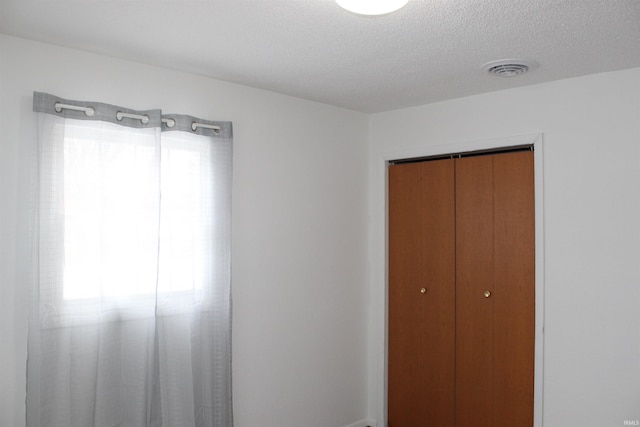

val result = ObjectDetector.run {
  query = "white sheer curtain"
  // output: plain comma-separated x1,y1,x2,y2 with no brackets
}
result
26,92,232,427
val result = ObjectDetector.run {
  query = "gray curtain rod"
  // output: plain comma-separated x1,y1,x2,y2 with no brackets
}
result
53,102,220,133
34,92,232,137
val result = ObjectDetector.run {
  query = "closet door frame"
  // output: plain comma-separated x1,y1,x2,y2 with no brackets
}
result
371,133,545,427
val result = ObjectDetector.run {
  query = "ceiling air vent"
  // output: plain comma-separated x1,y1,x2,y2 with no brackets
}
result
481,59,538,78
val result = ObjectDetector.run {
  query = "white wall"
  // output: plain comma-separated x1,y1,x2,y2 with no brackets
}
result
0,34,370,427
3,33,640,427
368,68,640,426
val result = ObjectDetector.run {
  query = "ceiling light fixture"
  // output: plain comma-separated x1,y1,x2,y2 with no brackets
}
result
336,0,408,16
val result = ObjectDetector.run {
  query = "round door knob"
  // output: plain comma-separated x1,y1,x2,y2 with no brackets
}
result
484,290,491,298
420,288,427,294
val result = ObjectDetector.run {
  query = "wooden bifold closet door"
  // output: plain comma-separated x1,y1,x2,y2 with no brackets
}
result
388,150,534,427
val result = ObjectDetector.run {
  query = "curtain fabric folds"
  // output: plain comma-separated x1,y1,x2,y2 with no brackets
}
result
26,92,233,427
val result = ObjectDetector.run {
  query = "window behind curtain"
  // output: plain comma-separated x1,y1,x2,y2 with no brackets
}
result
57,122,215,316
28,92,233,427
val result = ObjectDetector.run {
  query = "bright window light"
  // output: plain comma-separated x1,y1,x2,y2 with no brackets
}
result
336,0,408,15
61,123,212,302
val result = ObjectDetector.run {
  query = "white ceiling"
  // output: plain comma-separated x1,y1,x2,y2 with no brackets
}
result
1,0,639,113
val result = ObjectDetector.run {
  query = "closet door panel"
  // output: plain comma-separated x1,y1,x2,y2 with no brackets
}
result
388,160,455,427
417,160,456,426
455,156,494,427
493,151,535,427
388,151,535,427
388,162,422,426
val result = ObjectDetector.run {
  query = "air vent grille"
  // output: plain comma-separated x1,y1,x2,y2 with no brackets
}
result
482,59,538,78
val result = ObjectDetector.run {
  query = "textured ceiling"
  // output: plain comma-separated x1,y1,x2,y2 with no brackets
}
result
1,0,639,113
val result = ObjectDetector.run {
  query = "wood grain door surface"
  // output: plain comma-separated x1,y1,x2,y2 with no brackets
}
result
388,151,534,427
388,159,456,427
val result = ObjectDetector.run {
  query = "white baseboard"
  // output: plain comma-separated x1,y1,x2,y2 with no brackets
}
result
344,419,377,427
